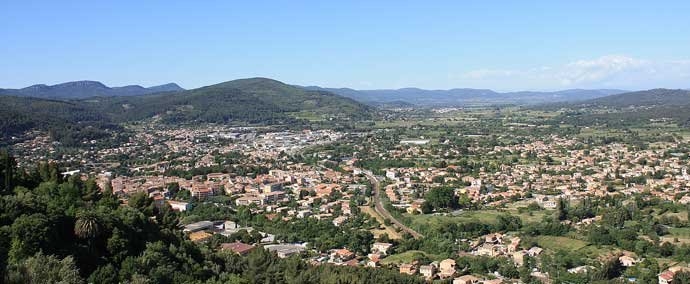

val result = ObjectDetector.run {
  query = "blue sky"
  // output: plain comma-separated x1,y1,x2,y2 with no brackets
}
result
2,1,690,91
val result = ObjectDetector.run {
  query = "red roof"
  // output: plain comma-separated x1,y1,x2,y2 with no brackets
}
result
660,270,675,281
220,242,255,255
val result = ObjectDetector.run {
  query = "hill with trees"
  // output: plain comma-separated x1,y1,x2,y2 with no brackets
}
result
89,77,373,124
0,78,374,145
575,88,690,108
538,89,690,128
0,96,123,146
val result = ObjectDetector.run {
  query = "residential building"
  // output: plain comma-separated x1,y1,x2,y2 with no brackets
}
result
439,259,457,278
399,264,417,275
220,242,255,255
419,265,436,278
371,242,393,255
453,275,481,284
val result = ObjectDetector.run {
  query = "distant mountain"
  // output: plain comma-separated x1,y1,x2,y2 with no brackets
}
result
89,77,373,124
546,89,690,128
304,86,627,106
146,83,185,93
0,81,185,99
1,78,372,143
576,88,690,108
0,95,119,145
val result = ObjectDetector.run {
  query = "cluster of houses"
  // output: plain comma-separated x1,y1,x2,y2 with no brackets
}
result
469,233,542,268
303,242,394,268
101,160,367,230
398,259,501,283
380,137,690,212
399,258,457,280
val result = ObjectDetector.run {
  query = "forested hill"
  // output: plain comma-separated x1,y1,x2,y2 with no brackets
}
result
1,78,374,144
86,77,373,124
544,89,690,128
0,96,123,146
575,88,690,108
0,81,185,99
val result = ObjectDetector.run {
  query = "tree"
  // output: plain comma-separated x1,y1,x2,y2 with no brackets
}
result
588,225,614,245
5,252,84,284
497,214,522,232
458,193,472,209
128,192,153,214
81,179,100,202
9,213,50,262
593,256,623,280
107,228,130,264
556,197,569,221
675,271,690,284
498,261,520,278
420,201,433,214
87,263,118,284
424,187,458,211
602,207,630,229
74,210,101,240
166,182,180,199
0,149,15,195
348,230,374,254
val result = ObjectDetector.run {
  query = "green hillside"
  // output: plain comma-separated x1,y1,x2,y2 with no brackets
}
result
579,88,690,108
1,78,373,145
0,96,121,146
548,89,690,128
83,77,372,124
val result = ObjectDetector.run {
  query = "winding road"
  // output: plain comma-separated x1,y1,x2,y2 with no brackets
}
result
362,170,423,239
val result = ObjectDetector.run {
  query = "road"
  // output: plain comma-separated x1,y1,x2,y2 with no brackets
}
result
362,170,423,239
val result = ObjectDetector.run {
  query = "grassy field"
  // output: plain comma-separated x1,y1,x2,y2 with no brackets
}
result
536,236,588,251
668,227,690,238
406,208,549,233
380,250,443,265
407,211,500,231
535,235,613,257
662,232,690,244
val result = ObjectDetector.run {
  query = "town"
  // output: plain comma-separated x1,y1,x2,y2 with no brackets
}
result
6,106,690,284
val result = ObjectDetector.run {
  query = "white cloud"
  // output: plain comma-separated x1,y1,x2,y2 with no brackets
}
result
457,55,690,90
558,55,647,85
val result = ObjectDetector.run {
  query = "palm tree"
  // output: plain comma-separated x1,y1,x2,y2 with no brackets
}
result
74,211,100,240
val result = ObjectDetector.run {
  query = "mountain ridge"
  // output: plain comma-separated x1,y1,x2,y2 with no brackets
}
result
544,88,690,128
0,80,185,99
303,86,628,106
1,79,631,106
575,88,690,108
1,78,373,144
